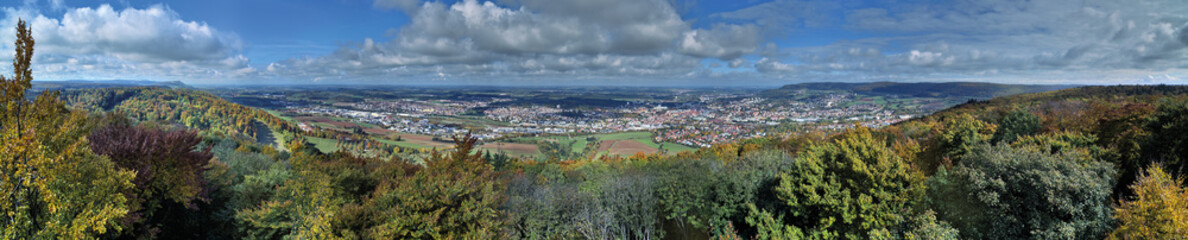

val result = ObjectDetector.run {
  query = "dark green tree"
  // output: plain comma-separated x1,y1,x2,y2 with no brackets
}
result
1143,99,1188,176
992,109,1040,144
750,126,923,239
928,144,1115,239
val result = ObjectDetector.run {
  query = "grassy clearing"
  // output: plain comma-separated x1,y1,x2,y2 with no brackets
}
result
658,142,696,153
304,136,340,153
271,128,287,152
375,138,432,150
264,109,294,122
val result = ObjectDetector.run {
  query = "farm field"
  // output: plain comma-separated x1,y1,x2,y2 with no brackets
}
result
597,139,657,155
382,133,451,149
264,109,294,122
478,142,539,157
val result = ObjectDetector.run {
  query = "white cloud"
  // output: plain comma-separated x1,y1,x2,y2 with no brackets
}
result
755,57,795,74
273,0,763,82
399,0,687,56
737,0,1187,84
678,24,761,60
0,4,254,82
906,50,953,67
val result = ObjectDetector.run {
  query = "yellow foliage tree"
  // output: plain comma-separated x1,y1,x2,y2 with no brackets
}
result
0,19,135,239
1110,165,1188,240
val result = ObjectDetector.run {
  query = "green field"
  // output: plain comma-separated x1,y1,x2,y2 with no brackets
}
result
594,131,653,140
375,138,431,149
309,122,349,132
654,142,697,153
264,109,294,122
272,128,287,152
304,136,341,153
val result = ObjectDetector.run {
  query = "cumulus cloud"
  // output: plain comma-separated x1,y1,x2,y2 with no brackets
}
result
735,0,1188,84
755,57,795,74
0,4,254,81
678,24,761,60
906,50,953,67
269,0,762,82
391,0,691,57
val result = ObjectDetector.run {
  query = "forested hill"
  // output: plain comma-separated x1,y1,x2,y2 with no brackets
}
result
926,84,1188,120
58,87,299,140
901,84,1188,179
761,81,1076,99
886,83,1188,200
32,79,190,91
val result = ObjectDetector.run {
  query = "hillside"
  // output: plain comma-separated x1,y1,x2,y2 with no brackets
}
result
60,87,414,158
32,80,190,91
888,84,1188,199
925,84,1188,120
59,87,298,143
761,81,1076,99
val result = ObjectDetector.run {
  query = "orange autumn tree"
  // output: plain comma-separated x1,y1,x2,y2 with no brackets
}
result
0,19,135,239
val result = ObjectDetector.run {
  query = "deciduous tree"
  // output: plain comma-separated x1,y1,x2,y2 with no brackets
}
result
1109,164,1188,240
992,109,1039,144
752,126,923,239
0,19,135,239
367,135,507,239
929,144,1115,240
89,123,213,238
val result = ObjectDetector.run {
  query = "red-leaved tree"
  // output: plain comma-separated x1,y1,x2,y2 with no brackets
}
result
89,122,212,238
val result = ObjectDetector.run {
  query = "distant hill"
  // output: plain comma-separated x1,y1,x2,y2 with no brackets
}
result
922,84,1188,121
58,87,294,141
761,82,1077,99
32,80,189,91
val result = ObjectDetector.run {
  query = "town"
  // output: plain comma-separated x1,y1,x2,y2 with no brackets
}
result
218,87,956,149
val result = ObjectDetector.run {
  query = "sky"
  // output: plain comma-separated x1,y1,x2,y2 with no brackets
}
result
0,0,1185,86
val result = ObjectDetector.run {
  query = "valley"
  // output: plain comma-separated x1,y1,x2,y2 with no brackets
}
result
201,83,1068,160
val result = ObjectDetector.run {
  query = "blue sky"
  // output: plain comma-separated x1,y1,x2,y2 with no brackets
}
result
0,0,1185,86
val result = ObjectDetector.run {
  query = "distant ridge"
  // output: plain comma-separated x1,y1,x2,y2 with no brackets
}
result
31,80,190,91
926,84,1188,119
761,81,1078,99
